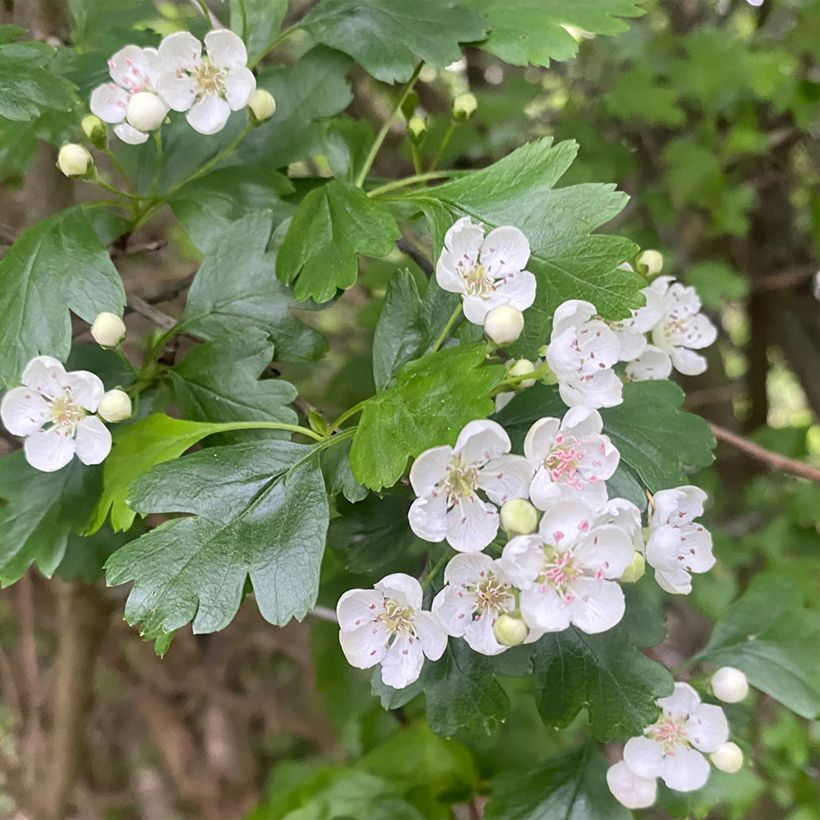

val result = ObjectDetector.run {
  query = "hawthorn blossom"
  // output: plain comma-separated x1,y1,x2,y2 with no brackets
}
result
157,30,256,135
546,300,623,408
501,500,634,636
90,45,168,144
622,682,729,793
435,217,536,326
337,573,446,688
646,486,715,594
609,278,666,362
432,553,517,655
646,277,718,377
606,760,657,810
625,344,673,382
524,406,620,510
0,356,111,472
408,420,533,552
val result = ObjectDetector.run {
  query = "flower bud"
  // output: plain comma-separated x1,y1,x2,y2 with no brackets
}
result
500,498,539,536
508,358,536,388
81,114,107,149
619,551,646,583
710,742,743,774
711,666,749,703
493,613,528,647
637,249,664,277
126,91,167,133
484,305,524,345
98,389,132,423
248,89,276,123
90,312,126,347
407,115,427,142
57,143,93,178
452,92,477,120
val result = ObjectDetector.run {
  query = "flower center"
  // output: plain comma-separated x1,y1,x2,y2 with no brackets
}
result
536,546,587,602
545,433,584,486
470,574,513,615
192,59,227,97
379,599,415,636
461,263,495,298
50,393,84,433
648,716,690,755
443,456,479,503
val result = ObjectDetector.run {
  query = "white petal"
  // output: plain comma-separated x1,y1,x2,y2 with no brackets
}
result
442,551,495,586
477,455,533,505
24,427,75,472
158,31,202,72
186,94,232,135
435,251,467,295
432,587,472,636
660,747,710,792
500,535,544,588
687,703,729,753
561,405,604,438
523,416,560,463
74,416,111,465
558,369,623,409
336,588,383,630
446,494,498,552
156,71,197,112
528,469,563,511
62,370,104,411
634,286,667,331
409,445,452,495
113,122,150,145
224,65,256,110
496,269,536,312
0,387,50,435
205,29,248,67
654,565,693,595
575,526,634,578
659,682,702,717
623,736,665,779
381,634,424,688
669,346,708,376
414,611,447,661
375,573,423,610
22,356,66,398
90,82,128,123
462,294,493,325
646,525,685,571
537,500,596,549
464,612,506,655
454,419,510,465
606,761,657,810
444,216,484,261
520,586,571,632
339,623,388,669
107,45,158,92
626,345,672,381
615,327,648,362
480,226,530,277
652,485,706,526
567,577,625,634
408,493,448,543
551,300,597,337
494,391,515,412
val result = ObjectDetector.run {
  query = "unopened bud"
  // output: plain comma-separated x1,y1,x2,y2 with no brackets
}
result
484,305,524,346
126,91,167,132
508,359,536,388
57,143,93,177
98,389,132,423
637,249,663,277
90,312,126,347
620,551,646,583
408,115,427,142
493,613,528,647
711,666,749,703
711,742,743,774
81,114,107,148
248,89,276,123
453,92,477,120
500,498,539,536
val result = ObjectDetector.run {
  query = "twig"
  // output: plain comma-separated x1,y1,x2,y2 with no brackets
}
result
309,606,339,623
125,295,177,330
397,237,433,275
709,422,820,482
18,573,43,795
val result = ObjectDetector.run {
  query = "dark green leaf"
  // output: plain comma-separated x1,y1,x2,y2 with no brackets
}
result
321,437,368,503
230,0,288,64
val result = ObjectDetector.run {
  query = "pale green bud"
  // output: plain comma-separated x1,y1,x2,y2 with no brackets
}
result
407,115,427,142
452,92,478,120
81,114,107,149
711,742,743,774
484,305,524,346
98,389,132,423
57,143,93,178
248,89,276,123
90,312,126,347
619,551,646,583
500,498,539,536
493,613,528,647
508,359,536,388
637,249,664,277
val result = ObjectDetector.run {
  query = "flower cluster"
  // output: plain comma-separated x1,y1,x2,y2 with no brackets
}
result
90,29,258,141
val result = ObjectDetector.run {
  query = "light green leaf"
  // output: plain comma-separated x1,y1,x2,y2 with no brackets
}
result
606,64,684,127
0,207,126,386
230,0,288,64
350,344,505,491
277,179,401,303
301,0,487,83
694,575,820,719
106,440,328,635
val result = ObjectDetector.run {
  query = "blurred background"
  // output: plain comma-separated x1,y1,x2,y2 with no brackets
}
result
0,0,818,817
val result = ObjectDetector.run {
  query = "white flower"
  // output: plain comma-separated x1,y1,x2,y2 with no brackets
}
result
606,760,657,809
524,406,620,510
546,300,623,408
157,30,256,135
711,666,749,703
599,497,645,553
647,277,718,377
501,500,634,636
0,356,112,472
337,573,447,689
432,553,516,655
408,420,533,553
646,486,714,594
623,682,729,792
625,344,673,382
435,217,536,326
90,45,168,145
610,284,666,362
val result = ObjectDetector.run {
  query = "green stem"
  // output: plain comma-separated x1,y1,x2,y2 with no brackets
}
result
102,147,133,191
431,303,462,352
248,23,300,69
194,0,211,19
499,363,550,389
216,421,327,442
355,63,423,188
150,130,164,196
429,119,457,172
410,141,423,176
89,175,143,201
421,550,451,589
324,400,367,439
367,169,463,199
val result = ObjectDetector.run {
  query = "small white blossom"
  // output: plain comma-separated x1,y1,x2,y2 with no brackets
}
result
546,300,623,408
337,573,446,689
524,406,620,510
501,500,634,636
408,420,533,552
711,741,744,774
711,666,749,703
625,344,673,382
435,217,536,326
157,30,256,135
646,486,714,594
610,283,666,362
432,553,517,655
606,760,657,810
0,356,112,472
623,682,729,792
90,45,168,144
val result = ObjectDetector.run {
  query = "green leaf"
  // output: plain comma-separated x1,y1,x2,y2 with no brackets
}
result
106,440,329,635
55,526,135,584
321,437,368,503
230,0,288,64
178,211,326,362
0,207,125,386
694,575,820,719
169,332,298,433
277,179,401,303
301,0,488,83
350,344,505,491
0,453,101,585
410,138,641,353
467,0,643,68
485,746,630,820
0,31,76,121
606,64,684,127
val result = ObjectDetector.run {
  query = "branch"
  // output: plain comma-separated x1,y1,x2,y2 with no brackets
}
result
396,237,433,276
709,422,820,483
125,295,177,330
